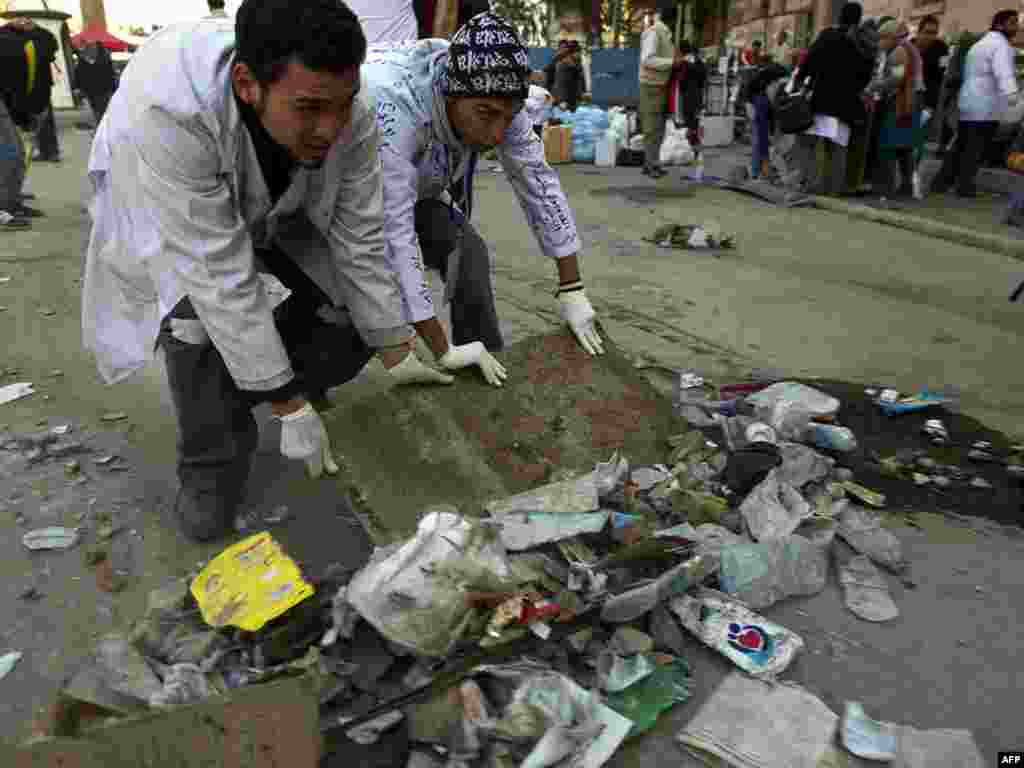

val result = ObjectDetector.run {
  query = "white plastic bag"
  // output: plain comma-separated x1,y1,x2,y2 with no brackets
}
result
718,534,828,609
347,509,517,657
740,470,813,541
746,382,840,441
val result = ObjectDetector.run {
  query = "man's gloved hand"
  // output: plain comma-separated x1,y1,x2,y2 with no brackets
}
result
558,289,605,355
279,403,339,479
386,351,455,385
439,342,508,387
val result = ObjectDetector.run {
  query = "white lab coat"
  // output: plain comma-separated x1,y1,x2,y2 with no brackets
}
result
82,20,411,389
958,30,1019,122
348,0,419,43
364,40,582,326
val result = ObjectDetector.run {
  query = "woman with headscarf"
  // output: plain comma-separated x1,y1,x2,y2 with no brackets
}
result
870,19,925,199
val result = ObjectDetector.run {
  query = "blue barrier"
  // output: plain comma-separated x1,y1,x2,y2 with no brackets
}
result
528,47,641,108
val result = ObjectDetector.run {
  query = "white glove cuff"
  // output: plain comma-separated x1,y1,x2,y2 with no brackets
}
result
279,403,316,422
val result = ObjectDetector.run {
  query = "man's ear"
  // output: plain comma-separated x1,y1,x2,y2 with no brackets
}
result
231,62,262,107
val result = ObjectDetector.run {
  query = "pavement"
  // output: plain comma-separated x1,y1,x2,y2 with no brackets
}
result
1,113,1023,764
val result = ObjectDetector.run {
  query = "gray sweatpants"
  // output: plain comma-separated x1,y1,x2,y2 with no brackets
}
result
0,99,26,212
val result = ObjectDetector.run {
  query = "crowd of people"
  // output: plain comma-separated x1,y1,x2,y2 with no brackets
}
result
746,2,1021,202
0,15,119,231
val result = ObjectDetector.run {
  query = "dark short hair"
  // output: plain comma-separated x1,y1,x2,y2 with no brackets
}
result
918,14,939,31
993,9,1019,29
840,2,863,27
235,0,366,86
208,0,226,9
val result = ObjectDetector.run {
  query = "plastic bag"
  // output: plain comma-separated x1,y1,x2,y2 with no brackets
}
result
670,589,805,679
718,534,828,609
473,661,633,768
594,452,630,497
347,510,518,657
604,656,692,735
776,442,834,488
835,501,906,573
746,382,840,441
740,470,813,541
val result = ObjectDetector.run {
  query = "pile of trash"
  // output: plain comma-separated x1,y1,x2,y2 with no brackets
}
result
44,378,996,767
644,221,734,251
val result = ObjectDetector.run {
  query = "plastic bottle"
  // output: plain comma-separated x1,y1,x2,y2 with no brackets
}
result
804,423,858,453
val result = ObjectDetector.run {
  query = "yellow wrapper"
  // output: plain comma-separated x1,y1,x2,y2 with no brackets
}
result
190,532,314,631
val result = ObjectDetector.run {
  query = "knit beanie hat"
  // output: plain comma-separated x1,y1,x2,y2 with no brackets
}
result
444,11,530,100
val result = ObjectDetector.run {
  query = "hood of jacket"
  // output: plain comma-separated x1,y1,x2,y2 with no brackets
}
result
848,21,880,63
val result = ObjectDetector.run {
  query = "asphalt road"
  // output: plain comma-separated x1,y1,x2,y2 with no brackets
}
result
0,118,1021,764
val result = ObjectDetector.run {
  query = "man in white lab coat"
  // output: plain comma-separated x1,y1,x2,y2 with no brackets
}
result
82,0,450,541
364,12,604,388
933,9,1020,197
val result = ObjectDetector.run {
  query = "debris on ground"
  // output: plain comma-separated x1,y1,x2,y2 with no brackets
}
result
16,368,998,766
644,222,735,251
0,651,22,682
841,701,986,767
22,526,80,551
0,382,35,406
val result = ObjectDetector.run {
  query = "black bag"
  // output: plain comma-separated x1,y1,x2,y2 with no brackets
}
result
774,87,814,135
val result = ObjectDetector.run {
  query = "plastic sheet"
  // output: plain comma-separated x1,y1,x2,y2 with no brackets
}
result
747,382,840,440
605,656,692,735
677,671,838,768
718,535,828,609
835,501,906,573
776,442,835,488
670,589,805,679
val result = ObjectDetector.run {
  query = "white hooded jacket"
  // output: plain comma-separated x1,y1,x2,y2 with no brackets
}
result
364,40,582,325
82,20,411,389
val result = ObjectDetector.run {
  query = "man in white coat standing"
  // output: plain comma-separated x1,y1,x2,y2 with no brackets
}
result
82,0,450,541
364,12,604,388
933,9,1020,197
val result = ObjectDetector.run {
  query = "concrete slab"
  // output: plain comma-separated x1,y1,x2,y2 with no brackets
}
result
322,330,678,540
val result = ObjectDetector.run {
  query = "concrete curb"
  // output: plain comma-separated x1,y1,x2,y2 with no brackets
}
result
812,195,1024,261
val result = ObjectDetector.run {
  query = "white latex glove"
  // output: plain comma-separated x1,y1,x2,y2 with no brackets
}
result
439,342,508,387
279,403,339,479
559,290,605,355
386,351,455,385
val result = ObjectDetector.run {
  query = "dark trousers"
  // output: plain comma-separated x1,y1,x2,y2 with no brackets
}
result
161,291,372,507
35,105,59,160
751,94,772,178
934,121,997,196
874,148,914,197
413,198,503,352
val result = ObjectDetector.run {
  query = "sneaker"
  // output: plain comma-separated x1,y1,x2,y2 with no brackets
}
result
174,487,237,542
0,211,31,231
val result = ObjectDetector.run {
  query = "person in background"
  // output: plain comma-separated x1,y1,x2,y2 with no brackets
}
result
552,40,586,111
668,40,706,155
204,0,230,18
775,29,793,68
843,17,880,195
932,10,1020,197
912,15,948,173
638,0,683,179
870,20,923,200
743,40,763,66
746,59,788,179
73,41,117,125
795,1,875,196
26,24,60,164
363,12,605,386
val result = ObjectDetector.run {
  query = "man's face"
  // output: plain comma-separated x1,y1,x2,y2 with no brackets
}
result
999,15,1020,41
232,58,361,168
916,22,939,48
447,96,524,151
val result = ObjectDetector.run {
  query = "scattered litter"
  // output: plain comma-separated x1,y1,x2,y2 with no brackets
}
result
0,651,23,681
149,663,214,708
671,589,805,678
38,307,56,316
101,412,128,422
677,372,705,390
969,477,993,489
18,585,43,601
741,471,813,541
0,276,10,283
190,532,314,631
51,424,71,435
96,455,117,465
747,382,840,440
600,554,718,623
605,656,692,735
678,671,837,768
921,419,950,445
0,382,35,406
842,481,887,508
878,391,952,416
597,650,655,692
345,710,405,745
842,701,898,761
644,223,735,251
839,555,899,622
23,526,80,551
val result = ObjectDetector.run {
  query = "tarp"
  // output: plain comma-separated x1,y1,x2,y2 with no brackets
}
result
72,25,133,53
